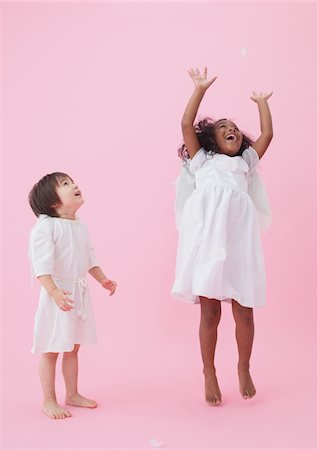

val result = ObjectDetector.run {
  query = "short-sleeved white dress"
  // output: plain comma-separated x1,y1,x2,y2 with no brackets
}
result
171,147,271,308
29,215,98,353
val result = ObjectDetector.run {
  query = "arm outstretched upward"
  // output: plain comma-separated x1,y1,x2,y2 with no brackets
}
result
181,69,273,159
181,67,217,159
250,91,273,159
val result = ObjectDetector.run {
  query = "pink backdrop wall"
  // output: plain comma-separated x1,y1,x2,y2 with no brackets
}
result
1,2,316,449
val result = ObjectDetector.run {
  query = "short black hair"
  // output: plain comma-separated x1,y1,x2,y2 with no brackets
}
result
28,172,72,217
178,117,253,160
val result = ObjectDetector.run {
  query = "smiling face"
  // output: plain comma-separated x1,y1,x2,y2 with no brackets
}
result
54,175,84,219
213,119,243,156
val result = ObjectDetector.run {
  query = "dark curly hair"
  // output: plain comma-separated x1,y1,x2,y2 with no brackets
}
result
178,117,253,160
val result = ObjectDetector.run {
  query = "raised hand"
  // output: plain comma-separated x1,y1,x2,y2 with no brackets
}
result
100,278,117,296
250,91,273,103
188,67,217,91
51,288,74,311
250,90,273,159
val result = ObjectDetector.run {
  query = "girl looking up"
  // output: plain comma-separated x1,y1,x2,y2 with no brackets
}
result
172,68,273,406
29,172,117,419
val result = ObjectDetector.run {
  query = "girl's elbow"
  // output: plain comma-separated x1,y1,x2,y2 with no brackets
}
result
265,132,273,142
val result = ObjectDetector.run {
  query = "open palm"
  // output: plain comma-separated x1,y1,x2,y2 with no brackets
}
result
188,67,217,90
250,91,273,102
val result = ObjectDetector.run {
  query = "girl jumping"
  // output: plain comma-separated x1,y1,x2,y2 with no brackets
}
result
172,68,273,406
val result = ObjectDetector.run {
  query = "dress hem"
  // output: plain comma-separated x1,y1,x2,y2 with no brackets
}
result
31,340,97,354
171,293,265,308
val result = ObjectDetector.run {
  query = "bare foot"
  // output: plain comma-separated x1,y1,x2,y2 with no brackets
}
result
238,364,256,399
203,369,222,406
65,393,97,408
42,400,71,419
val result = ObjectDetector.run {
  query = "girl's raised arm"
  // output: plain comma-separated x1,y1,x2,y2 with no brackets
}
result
182,68,217,159
250,91,273,159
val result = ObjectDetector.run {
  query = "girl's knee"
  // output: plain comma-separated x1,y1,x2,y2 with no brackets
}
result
201,301,221,326
238,314,254,327
233,305,254,327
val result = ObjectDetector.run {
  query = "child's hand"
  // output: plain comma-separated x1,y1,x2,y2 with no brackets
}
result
188,67,217,91
250,91,273,103
100,278,117,296
50,288,74,311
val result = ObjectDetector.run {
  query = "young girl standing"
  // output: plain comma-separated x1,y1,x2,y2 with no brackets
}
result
172,68,273,406
29,172,117,419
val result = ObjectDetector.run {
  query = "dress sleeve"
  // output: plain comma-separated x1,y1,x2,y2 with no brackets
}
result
242,148,272,232
81,222,99,270
88,246,98,270
29,217,55,277
242,147,259,170
189,148,207,174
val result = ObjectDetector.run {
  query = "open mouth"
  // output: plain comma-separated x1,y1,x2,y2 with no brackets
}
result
75,191,81,197
225,134,237,141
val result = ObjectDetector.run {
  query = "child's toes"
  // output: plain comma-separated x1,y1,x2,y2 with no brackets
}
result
206,395,222,406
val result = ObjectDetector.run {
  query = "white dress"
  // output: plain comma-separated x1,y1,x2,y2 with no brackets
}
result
29,215,98,353
171,147,271,308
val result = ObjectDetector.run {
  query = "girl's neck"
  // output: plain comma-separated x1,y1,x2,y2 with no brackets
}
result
58,213,77,220
55,203,81,220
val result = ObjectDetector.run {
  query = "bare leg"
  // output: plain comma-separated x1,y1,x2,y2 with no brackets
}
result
39,352,71,419
199,297,222,406
63,344,97,408
232,300,256,399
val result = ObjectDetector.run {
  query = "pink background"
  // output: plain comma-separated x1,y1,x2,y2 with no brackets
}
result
1,2,317,449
